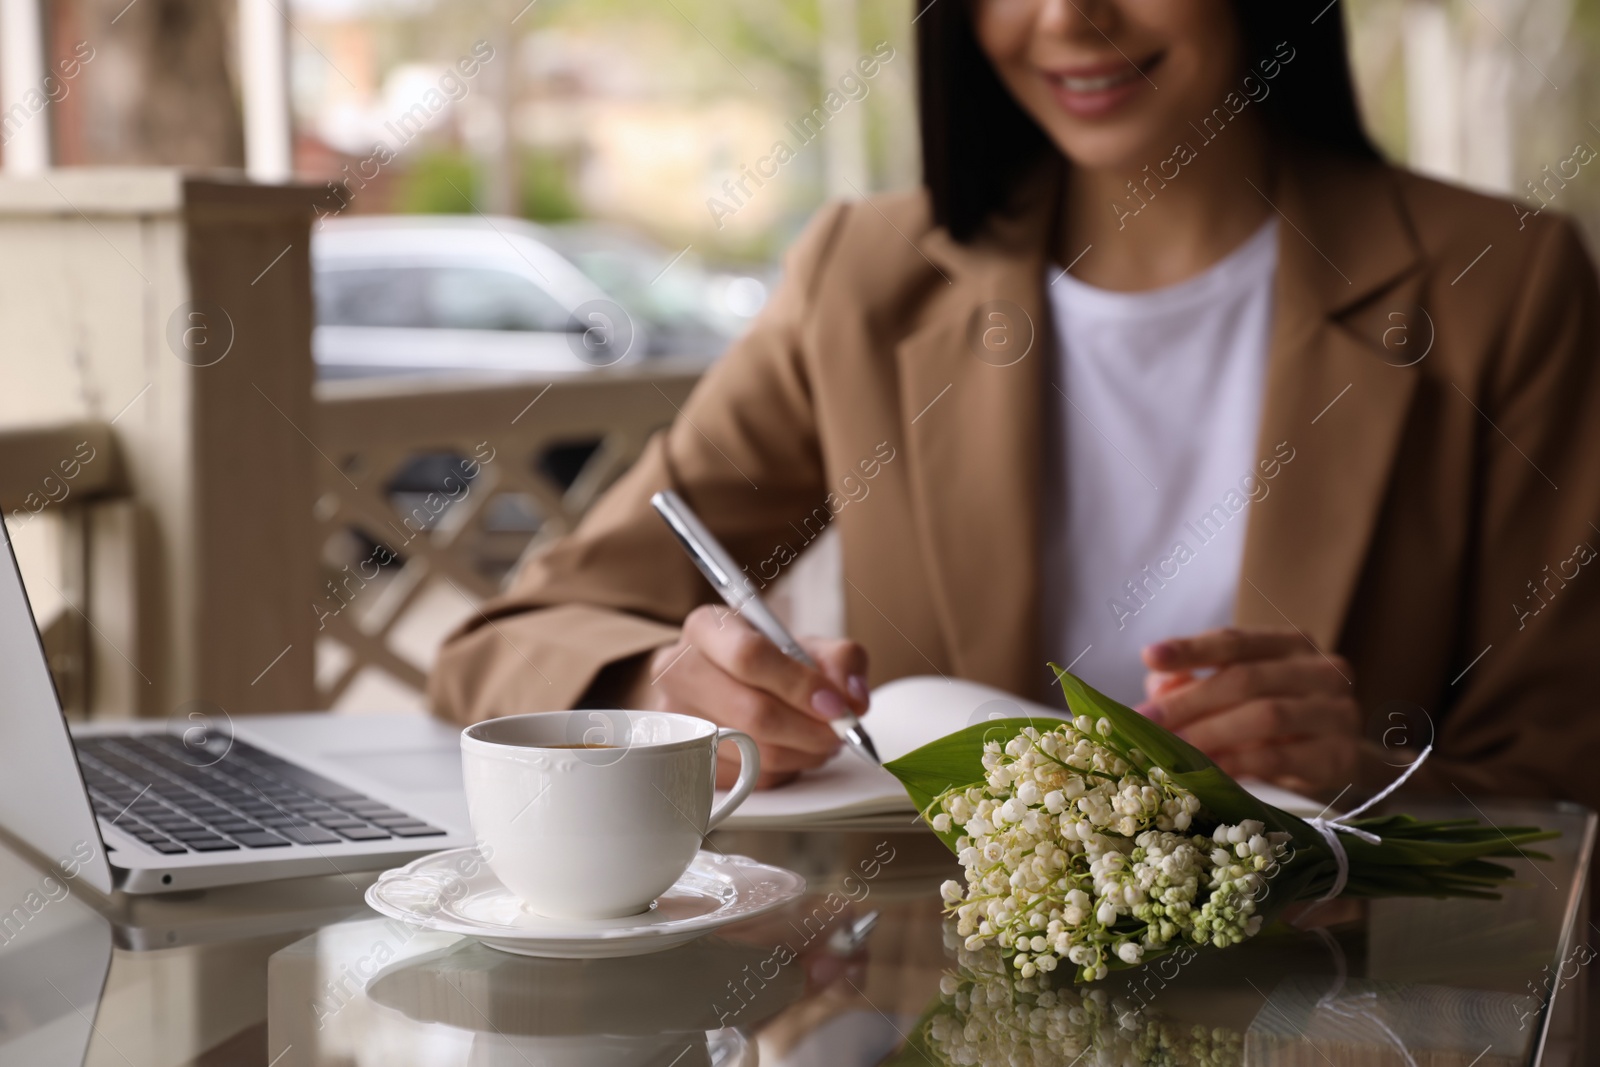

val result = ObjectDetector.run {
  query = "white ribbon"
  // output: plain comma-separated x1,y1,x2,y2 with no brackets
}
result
1307,744,1434,901
1310,927,1419,1067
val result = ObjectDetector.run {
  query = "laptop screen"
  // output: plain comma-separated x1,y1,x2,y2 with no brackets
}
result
0,522,112,895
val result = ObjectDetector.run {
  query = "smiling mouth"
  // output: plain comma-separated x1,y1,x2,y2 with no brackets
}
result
1048,52,1164,93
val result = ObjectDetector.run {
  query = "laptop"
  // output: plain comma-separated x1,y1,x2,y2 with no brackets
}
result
0,528,473,895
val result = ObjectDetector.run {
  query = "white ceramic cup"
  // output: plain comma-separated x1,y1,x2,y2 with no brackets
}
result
460,710,760,920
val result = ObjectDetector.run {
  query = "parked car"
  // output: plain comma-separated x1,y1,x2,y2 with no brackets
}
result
311,216,647,379
542,222,769,361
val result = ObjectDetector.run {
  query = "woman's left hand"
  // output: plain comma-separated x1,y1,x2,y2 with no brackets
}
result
1136,628,1362,797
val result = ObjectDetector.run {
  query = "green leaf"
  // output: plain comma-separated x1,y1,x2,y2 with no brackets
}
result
884,715,1064,851
1051,667,1313,843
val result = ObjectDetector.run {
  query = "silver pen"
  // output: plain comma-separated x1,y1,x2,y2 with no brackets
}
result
650,490,881,765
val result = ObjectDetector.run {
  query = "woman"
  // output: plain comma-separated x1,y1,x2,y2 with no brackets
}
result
430,0,1600,805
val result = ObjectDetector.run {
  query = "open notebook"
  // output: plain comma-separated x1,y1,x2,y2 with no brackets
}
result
716,676,1323,829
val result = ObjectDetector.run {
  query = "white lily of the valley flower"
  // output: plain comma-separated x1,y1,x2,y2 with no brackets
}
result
932,721,1290,982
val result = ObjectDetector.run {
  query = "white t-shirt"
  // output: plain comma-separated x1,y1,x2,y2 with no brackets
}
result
1040,219,1279,706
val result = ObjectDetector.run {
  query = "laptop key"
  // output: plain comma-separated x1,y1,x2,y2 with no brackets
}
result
297,808,344,820
147,841,189,854
198,811,240,823
211,820,259,833
385,824,447,837
368,814,427,826
184,837,241,851
270,766,366,801
171,829,226,841
230,831,290,848
341,802,403,817
329,826,392,841
177,806,231,820
277,826,342,845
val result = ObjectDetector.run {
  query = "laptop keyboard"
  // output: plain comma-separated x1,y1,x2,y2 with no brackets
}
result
75,734,445,855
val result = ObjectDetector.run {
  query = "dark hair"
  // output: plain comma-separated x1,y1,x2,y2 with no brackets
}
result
917,2,1382,242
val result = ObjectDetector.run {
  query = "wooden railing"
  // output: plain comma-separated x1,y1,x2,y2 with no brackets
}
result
310,363,704,708
5,363,850,720
0,421,129,719
2,369,707,719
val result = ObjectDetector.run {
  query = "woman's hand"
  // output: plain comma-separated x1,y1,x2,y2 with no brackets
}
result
1137,628,1361,797
624,605,869,790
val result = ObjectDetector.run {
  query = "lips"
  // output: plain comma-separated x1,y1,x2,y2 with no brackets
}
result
1042,52,1163,119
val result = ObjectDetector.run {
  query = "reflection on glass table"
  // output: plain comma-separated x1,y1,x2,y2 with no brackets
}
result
0,841,112,1067
263,803,1591,1067
0,798,1588,1066
270,923,809,1066
885,801,1595,1067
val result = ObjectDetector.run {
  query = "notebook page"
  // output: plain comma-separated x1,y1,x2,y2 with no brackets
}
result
718,677,1066,827
714,675,1321,827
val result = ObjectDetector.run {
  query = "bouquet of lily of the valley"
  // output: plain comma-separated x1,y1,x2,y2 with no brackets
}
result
884,668,1556,984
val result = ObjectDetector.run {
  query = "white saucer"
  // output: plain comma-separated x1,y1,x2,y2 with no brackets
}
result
364,848,807,959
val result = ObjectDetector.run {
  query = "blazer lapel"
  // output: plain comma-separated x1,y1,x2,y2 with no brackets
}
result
894,191,1055,693
1237,154,1427,649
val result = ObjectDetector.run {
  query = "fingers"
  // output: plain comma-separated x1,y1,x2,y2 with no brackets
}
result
1135,628,1362,798
1142,627,1315,672
1176,695,1361,755
718,736,820,784
683,606,858,723
1148,655,1352,730
1144,669,1192,700
646,608,873,790
1214,736,1360,794
799,636,871,711
661,644,840,756
717,732,835,775
716,757,798,791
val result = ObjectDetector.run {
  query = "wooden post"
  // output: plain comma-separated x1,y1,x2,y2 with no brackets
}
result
0,169,318,718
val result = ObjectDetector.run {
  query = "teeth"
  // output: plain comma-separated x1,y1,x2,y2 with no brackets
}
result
1059,68,1138,93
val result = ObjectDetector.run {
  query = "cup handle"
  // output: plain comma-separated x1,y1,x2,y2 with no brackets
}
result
706,728,761,832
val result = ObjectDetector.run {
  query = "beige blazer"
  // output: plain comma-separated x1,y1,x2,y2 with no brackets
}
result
429,149,1600,804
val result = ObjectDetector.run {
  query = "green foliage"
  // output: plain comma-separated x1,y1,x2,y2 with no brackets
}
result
394,150,479,215
521,152,581,221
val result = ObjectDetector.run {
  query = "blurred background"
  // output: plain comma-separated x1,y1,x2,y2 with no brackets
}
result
27,0,1600,272
3,0,1600,725
15,0,1600,250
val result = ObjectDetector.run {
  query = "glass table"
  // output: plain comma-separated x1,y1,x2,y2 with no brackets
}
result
0,799,1591,1066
